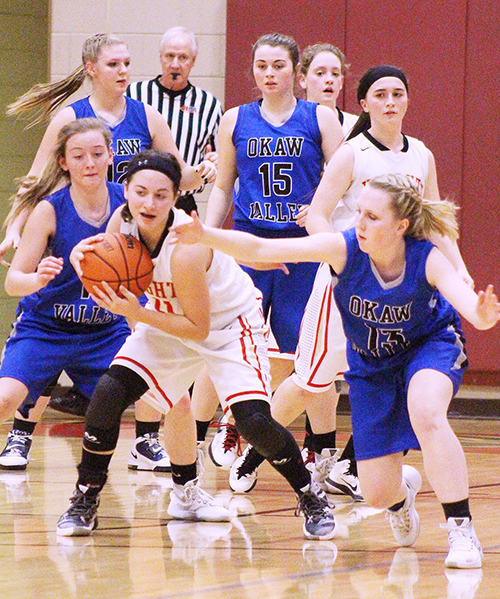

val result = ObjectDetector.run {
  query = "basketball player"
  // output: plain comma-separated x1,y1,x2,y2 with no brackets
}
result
57,150,336,542
0,34,215,472
229,65,473,498
171,173,499,568
0,119,130,456
189,33,344,474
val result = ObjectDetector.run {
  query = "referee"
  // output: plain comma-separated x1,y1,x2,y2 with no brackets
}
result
127,27,223,214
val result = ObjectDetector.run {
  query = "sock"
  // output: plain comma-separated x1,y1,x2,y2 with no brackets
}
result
171,462,197,486
340,436,358,475
442,498,471,521
12,418,36,435
135,420,160,439
303,416,313,449
310,430,337,454
76,449,109,492
196,420,211,442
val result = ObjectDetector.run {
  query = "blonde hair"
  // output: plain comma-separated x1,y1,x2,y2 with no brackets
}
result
299,43,349,76
7,34,126,128
368,174,459,241
4,118,112,227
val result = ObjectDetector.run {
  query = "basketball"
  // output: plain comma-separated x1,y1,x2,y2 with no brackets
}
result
79,232,154,297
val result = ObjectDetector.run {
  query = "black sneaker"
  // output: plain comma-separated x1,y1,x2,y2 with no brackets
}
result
57,486,100,537
297,482,336,540
0,430,32,470
49,387,90,417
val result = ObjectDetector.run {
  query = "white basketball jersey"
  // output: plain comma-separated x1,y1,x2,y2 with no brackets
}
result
121,207,258,330
329,131,430,232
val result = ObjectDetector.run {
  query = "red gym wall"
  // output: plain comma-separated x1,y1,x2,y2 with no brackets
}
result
225,0,500,385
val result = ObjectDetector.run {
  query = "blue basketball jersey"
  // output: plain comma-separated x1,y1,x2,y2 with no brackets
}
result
18,182,127,334
333,228,462,364
71,96,152,184
232,99,323,238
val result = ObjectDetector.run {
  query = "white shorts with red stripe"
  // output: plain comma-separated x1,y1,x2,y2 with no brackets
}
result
292,262,348,393
112,300,271,415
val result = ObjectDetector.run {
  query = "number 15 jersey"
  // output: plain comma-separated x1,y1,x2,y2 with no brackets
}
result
232,99,323,238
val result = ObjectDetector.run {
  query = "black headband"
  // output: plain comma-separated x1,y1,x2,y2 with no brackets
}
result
125,152,181,189
357,65,409,103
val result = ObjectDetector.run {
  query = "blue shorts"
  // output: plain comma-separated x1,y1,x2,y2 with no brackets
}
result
242,261,318,354
0,317,130,413
345,327,467,461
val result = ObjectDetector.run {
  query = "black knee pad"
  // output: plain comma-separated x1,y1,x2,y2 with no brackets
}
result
82,423,119,453
232,400,289,461
85,365,148,431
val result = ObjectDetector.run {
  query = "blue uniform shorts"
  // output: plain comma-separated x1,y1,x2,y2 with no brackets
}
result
242,261,318,354
0,317,130,413
345,326,467,461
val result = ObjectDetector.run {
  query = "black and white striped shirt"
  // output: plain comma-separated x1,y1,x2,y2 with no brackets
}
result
127,77,222,195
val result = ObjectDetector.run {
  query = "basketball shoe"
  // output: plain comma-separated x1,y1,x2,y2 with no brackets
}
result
128,432,171,472
229,445,259,493
167,478,230,521
208,414,241,470
0,430,32,470
387,465,422,547
442,517,483,569
57,484,100,537
297,481,336,540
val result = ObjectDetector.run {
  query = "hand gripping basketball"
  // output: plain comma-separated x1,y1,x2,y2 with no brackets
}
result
79,232,153,297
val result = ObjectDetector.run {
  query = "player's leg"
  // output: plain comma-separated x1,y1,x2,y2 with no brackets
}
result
209,301,335,540
408,365,481,568
357,452,421,547
57,364,147,536
129,398,171,472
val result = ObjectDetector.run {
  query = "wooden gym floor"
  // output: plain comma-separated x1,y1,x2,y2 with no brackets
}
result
0,407,499,599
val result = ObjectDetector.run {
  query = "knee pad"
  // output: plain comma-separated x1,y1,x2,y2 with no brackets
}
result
85,365,147,431
232,401,289,461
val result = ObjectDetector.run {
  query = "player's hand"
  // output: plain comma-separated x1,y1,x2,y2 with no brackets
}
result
476,284,500,329
70,234,106,277
195,160,217,184
35,256,64,287
0,231,21,267
169,211,203,245
89,281,141,319
296,204,309,228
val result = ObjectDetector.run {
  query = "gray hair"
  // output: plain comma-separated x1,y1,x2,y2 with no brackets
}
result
160,27,198,57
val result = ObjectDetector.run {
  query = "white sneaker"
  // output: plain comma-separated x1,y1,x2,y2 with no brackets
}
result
387,465,421,547
128,433,171,473
442,517,483,569
324,457,363,501
0,430,32,470
229,445,258,493
167,478,230,522
311,448,341,492
208,416,241,470
445,568,483,598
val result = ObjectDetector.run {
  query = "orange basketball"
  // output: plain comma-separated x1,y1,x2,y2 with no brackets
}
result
80,233,154,297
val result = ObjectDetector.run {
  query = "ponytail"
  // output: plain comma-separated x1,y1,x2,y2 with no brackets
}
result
368,174,459,241
6,33,125,128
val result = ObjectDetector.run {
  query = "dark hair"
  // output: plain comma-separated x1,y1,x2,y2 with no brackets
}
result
121,150,182,222
251,33,300,70
347,65,409,140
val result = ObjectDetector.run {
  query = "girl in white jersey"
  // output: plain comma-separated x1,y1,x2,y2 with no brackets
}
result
230,65,473,503
56,150,336,541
